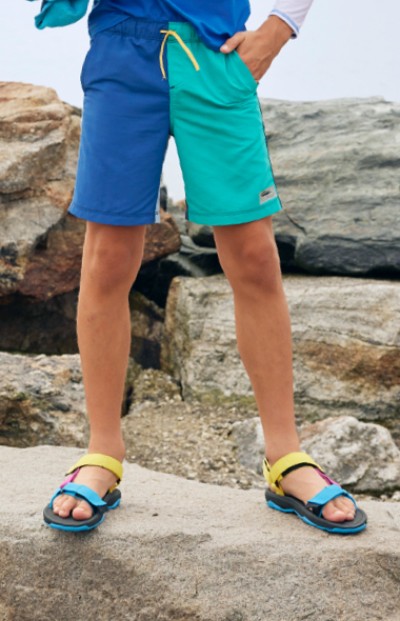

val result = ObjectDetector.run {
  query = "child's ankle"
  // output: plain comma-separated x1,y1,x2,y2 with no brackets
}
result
87,437,125,461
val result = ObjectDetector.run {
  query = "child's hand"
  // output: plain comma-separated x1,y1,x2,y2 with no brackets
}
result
220,16,293,82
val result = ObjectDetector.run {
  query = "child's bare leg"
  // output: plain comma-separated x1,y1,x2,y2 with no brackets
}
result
213,217,355,522
53,222,146,520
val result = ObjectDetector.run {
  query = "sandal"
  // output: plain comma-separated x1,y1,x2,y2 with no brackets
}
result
43,453,123,532
263,451,367,535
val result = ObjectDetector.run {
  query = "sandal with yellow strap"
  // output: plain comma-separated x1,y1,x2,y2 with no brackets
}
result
43,453,123,532
263,451,367,535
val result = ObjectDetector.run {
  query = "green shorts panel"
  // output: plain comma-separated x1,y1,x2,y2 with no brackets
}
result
167,22,282,226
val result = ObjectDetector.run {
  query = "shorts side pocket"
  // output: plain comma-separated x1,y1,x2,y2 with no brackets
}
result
233,50,259,90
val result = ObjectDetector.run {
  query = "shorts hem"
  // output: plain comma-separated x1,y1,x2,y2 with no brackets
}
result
68,201,158,226
187,198,283,226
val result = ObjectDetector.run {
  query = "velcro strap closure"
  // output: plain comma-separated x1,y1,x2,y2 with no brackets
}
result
306,484,356,509
263,451,323,495
66,453,123,483
59,483,108,507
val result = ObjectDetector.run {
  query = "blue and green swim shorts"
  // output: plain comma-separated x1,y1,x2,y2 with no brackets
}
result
68,17,283,226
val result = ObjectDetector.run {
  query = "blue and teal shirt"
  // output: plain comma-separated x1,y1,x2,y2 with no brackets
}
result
30,0,314,50
89,0,250,50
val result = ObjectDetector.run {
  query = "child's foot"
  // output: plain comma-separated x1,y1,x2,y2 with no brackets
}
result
269,460,356,522
52,447,125,521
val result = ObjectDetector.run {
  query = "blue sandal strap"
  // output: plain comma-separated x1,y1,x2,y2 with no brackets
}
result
307,484,357,513
49,483,107,509
49,486,64,508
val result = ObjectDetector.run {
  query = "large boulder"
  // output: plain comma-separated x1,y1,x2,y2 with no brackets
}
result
161,275,400,437
0,445,399,621
262,97,400,276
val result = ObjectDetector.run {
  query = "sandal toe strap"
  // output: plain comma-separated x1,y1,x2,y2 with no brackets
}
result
49,482,107,510
306,484,357,516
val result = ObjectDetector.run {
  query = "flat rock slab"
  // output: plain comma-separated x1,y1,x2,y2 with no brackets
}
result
1,446,399,621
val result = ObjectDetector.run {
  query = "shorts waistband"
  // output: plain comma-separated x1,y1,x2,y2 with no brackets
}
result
102,16,201,42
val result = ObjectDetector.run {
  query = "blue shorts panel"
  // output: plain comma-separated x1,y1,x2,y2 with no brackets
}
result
68,19,170,226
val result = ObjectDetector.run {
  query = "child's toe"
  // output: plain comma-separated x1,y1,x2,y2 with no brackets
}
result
72,499,94,520
322,497,356,522
58,495,78,517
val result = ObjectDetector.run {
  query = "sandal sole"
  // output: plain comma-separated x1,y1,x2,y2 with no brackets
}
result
266,492,367,535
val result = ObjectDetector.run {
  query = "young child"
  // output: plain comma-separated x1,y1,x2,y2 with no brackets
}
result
38,0,367,534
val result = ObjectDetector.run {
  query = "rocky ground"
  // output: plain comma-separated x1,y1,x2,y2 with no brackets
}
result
123,389,262,491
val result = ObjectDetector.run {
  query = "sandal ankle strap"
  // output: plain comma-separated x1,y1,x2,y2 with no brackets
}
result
263,451,323,495
66,453,123,485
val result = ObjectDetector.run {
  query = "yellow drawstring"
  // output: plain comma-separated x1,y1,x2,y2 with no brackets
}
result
159,29,200,79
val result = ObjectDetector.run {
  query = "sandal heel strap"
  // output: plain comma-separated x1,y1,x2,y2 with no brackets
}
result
263,451,324,495
66,453,123,484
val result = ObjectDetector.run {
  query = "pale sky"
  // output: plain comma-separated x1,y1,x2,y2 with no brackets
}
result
2,1,399,199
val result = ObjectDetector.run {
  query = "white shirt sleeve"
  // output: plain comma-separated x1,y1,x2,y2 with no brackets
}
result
270,0,314,37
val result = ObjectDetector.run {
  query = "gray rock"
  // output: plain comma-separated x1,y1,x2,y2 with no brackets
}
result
134,239,221,308
261,97,400,276
0,82,80,297
161,275,248,403
129,291,165,369
0,352,87,447
0,352,137,447
161,275,400,436
186,222,216,248
128,367,182,404
231,417,265,474
1,445,399,621
300,416,400,493
0,289,79,354
231,415,400,493
179,235,221,274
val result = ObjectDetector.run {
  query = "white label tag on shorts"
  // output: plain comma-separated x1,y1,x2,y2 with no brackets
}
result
259,186,277,204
